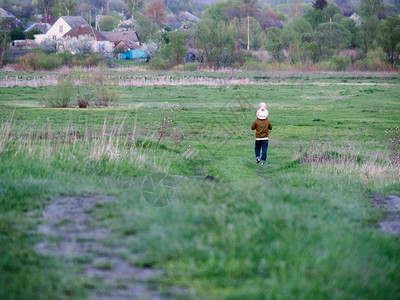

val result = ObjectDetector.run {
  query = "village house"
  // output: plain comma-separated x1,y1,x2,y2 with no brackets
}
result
114,39,138,52
39,15,56,26
0,7,15,19
25,22,51,34
166,11,199,30
61,25,114,54
34,16,88,44
101,31,140,50
0,7,23,28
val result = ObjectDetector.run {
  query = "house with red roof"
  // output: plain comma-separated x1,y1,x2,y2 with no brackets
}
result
60,25,114,54
33,16,114,54
34,16,89,44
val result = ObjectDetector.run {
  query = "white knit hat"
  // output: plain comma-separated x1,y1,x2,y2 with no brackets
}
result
257,102,268,119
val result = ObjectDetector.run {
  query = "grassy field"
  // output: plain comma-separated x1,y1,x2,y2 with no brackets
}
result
1,70,400,299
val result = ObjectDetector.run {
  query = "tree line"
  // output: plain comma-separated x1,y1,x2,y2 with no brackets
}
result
1,0,399,70
152,0,400,70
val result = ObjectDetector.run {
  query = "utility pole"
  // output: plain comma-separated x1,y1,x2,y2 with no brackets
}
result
107,0,110,15
247,15,250,51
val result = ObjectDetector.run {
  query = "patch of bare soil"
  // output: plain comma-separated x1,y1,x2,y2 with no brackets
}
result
373,194,400,235
34,195,170,299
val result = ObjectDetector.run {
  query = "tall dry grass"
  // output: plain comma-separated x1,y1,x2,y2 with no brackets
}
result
295,139,400,188
0,115,171,173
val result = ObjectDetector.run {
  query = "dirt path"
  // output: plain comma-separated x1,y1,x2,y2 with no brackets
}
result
34,195,170,299
373,194,400,235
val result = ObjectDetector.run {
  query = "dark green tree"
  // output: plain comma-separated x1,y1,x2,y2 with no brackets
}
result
54,0,76,17
25,29,42,40
323,2,342,22
265,27,283,61
314,22,350,56
379,16,400,65
313,0,328,10
0,30,10,67
0,19,15,67
124,0,144,19
166,30,187,66
301,41,320,62
195,18,237,67
359,0,386,18
10,29,25,41
203,1,233,23
152,30,187,68
99,14,121,31
304,7,324,29
359,16,379,56
33,0,55,21
340,17,360,48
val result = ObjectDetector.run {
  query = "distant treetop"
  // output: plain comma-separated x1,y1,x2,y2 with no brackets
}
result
312,0,328,10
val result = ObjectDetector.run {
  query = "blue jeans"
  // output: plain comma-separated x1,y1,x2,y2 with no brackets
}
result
255,140,269,163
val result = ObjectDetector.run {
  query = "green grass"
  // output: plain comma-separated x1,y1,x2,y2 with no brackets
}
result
0,71,400,299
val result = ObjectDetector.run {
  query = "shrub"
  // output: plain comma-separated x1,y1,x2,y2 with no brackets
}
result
25,28,41,40
34,53,62,70
149,57,171,70
183,62,199,71
77,98,89,108
265,61,292,71
17,53,36,70
353,48,396,71
330,55,351,71
41,38,57,54
17,52,62,70
58,50,74,67
242,59,269,71
76,90,93,108
315,56,351,71
315,60,337,71
94,87,121,107
82,53,105,67
172,64,184,71
58,36,94,55
10,29,26,41
42,75,75,108
99,14,121,31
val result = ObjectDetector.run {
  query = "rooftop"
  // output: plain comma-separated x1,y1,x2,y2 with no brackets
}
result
61,16,89,28
63,25,108,41
0,8,15,18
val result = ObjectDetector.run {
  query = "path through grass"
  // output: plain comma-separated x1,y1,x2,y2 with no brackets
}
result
0,72,399,299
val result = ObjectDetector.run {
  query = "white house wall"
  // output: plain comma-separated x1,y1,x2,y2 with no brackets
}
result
34,18,72,44
92,41,114,54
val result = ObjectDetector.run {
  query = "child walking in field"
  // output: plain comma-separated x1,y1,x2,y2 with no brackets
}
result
251,102,272,165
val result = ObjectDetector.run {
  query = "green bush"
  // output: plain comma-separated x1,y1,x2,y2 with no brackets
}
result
242,60,269,71
17,53,36,70
82,53,105,67
58,50,74,66
25,29,41,40
94,87,121,107
330,55,351,71
99,14,121,31
42,75,75,108
265,61,292,71
17,52,62,70
315,55,351,71
315,60,337,71
35,53,62,70
172,64,184,71
149,57,171,70
183,62,199,71
354,49,395,71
